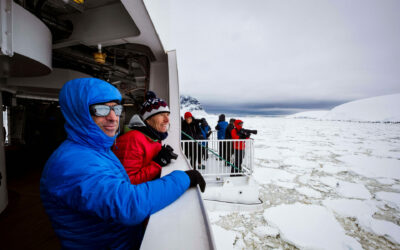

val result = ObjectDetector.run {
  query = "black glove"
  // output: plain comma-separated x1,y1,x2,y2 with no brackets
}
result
185,170,206,192
153,145,175,167
238,129,251,139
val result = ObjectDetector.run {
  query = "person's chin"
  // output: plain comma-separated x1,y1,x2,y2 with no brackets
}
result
103,128,117,137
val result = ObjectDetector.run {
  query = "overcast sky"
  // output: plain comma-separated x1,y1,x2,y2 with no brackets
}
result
144,0,400,111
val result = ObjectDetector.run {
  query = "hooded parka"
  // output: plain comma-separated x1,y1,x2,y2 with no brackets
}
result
40,78,190,249
231,119,247,150
112,115,163,184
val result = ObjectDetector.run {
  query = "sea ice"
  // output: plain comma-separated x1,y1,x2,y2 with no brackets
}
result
323,198,400,244
211,225,236,250
323,199,378,218
253,167,297,185
253,225,279,237
335,180,371,199
338,155,400,179
296,186,322,198
358,217,400,245
376,178,396,185
263,203,362,250
375,191,400,209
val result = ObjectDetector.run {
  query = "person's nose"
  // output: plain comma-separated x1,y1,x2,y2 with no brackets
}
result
106,109,118,121
164,115,170,123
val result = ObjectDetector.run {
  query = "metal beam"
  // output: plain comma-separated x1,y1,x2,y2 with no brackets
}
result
0,0,13,56
0,80,9,214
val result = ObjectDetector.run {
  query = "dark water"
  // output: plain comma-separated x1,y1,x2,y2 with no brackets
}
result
203,101,342,117
203,106,299,117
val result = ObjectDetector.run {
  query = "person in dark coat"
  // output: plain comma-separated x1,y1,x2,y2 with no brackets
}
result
181,112,204,169
215,114,228,161
224,118,235,166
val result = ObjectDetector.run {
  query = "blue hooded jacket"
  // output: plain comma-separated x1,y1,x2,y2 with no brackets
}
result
215,121,228,139
40,78,190,249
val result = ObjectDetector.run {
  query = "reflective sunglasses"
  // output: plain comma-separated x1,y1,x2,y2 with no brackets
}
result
90,104,123,116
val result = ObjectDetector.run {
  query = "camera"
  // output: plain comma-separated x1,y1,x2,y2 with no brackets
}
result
238,128,258,139
164,145,178,160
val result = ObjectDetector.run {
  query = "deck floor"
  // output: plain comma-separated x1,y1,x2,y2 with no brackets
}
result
0,166,60,250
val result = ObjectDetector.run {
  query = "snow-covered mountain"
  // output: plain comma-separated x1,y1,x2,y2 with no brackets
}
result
288,93,400,122
180,95,208,118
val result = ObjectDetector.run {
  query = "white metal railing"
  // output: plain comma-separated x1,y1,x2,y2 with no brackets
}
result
181,138,254,182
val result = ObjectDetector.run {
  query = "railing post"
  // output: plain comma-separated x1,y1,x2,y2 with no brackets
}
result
181,137,254,181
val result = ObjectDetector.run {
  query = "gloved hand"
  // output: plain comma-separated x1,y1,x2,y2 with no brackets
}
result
185,170,206,192
153,145,174,167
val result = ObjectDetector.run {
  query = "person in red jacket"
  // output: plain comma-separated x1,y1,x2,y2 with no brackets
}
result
231,119,248,176
113,91,175,184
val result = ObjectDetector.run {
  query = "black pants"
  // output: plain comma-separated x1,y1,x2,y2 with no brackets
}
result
219,141,227,160
183,141,201,169
231,149,244,175
201,142,209,161
225,141,233,166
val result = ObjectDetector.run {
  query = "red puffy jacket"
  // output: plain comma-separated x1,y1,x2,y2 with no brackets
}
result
231,119,247,150
112,130,162,184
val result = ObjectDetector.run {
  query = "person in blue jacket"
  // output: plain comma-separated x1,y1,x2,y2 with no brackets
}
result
215,114,228,160
40,78,205,249
200,118,211,161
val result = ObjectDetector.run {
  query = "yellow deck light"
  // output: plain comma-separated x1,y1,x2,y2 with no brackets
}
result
94,44,106,64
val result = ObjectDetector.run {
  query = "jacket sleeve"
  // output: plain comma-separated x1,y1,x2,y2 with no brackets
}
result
195,124,204,139
43,152,191,227
206,128,212,138
115,135,162,185
215,124,220,130
231,128,239,139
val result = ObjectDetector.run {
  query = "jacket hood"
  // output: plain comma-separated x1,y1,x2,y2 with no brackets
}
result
128,114,146,128
234,119,243,130
59,78,122,149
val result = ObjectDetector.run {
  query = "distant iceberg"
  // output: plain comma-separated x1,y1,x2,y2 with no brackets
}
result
288,93,400,122
180,95,208,118
287,110,329,119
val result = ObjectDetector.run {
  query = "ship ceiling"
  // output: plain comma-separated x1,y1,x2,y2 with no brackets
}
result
8,0,155,106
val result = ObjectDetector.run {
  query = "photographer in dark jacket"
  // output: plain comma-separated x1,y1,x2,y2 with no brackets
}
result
181,112,204,169
224,118,235,166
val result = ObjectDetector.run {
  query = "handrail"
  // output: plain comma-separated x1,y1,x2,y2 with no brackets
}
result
140,50,216,250
181,131,242,171
181,138,254,182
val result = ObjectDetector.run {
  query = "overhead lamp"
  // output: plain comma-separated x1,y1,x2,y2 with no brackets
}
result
73,0,84,4
94,44,106,64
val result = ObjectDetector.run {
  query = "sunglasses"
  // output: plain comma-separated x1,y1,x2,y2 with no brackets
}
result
90,104,123,116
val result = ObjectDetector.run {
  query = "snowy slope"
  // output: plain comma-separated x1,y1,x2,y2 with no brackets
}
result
323,93,400,122
180,95,208,118
287,110,328,119
288,93,400,122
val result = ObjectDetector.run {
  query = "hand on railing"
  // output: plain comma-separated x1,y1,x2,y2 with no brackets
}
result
185,170,206,192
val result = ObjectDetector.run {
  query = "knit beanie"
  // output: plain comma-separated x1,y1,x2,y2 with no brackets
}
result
184,112,193,119
140,91,170,121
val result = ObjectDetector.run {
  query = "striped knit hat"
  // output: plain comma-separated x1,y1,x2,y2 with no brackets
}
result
140,91,170,121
